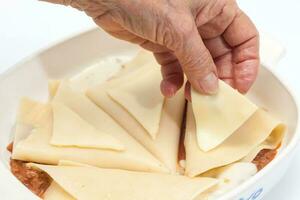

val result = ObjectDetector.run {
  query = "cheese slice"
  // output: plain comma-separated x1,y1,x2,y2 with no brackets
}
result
48,80,61,100
51,102,124,151
14,97,51,147
113,50,154,78
184,104,285,177
108,67,164,139
199,162,257,199
70,57,123,92
12,98,167,173
242,130,283,162
87,80,185,173
31,164,218,200
191,80,258,152
44,182,75,200
58,160,94,167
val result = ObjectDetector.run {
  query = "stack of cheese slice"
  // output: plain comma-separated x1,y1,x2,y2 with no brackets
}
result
30,162,217,200
11,50,286,199
12,82,168,173
87,51,186,173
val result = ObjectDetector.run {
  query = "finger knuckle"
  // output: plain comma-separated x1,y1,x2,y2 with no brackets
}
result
159,11,195,50
184,49,214,78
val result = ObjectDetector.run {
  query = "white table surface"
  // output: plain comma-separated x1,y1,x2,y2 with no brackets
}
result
1,0,300,199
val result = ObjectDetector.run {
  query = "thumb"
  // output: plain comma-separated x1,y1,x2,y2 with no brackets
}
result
174,25,219,95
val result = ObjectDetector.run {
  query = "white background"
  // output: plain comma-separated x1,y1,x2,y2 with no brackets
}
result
0,0,300,199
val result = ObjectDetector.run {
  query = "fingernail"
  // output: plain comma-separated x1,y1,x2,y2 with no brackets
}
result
161,80,176,98
197,72,219,94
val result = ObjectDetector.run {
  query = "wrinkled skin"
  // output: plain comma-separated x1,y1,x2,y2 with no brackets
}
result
43,0,259,99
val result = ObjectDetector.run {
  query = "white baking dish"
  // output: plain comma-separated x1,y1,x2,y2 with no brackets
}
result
0,28,298,200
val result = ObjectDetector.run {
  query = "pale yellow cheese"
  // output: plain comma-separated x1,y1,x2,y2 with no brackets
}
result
16,97,51,127
31,164,218,200
12,98,167,173
242,129,283,162
44,182,75,200
191,80,257,152
51,102,124,150
113,50,154,78
123,50,153,69
86,54,185,173
14,98,51,147
184,104,285,177
58,160,94,167
70,57,123,92
48,80,61,100
199,162,257,199
87,82,185,173
108,67,164,139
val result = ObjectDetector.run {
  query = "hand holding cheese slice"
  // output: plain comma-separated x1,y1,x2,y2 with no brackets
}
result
30,163,218,200
51,102,124,151
191,80,258,151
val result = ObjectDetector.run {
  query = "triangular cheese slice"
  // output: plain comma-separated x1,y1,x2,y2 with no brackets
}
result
112,50,154,79
108,68,164,139
70,57,123,92
191,80,258,151
87,80,185,173
31,164,218,200
51,102,124,151
184,104,285,177
12,97,167,173
14,97,51,147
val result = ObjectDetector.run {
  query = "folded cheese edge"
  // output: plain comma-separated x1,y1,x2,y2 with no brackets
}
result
87,82,185,173
198,162,257,199
29,163,218,200
48,80,61,100
185,104,285,177
44,182,75,200
242,127,284,162
191,80,258,152
12,97,167,173
51,102,124,151
107,66,164,139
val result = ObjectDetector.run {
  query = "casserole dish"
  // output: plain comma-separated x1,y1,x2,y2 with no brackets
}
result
0,28,298,200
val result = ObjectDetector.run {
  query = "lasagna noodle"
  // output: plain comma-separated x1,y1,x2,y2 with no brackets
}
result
31,164,218,200
191,81,257,152
87,69,185,173
12,98,167,173
185,104,285,177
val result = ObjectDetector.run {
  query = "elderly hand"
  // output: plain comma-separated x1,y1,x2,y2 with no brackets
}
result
43,0,259,99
